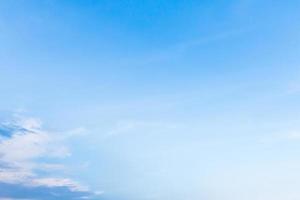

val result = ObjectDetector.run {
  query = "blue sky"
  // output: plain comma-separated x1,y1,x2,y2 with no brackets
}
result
1,0,300,199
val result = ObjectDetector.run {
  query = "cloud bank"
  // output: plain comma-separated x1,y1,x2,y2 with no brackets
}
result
0,115,98,200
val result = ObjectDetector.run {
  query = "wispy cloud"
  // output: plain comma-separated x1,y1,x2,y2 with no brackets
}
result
106,119,178,137
0,115,99,199
122,27,252,66
258,130,300,144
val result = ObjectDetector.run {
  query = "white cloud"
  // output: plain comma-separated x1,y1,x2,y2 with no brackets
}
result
0,115,94,195
0,118,70,165
0,168,33,184
0,131,52,162
17,117,42,131
30,177,89,192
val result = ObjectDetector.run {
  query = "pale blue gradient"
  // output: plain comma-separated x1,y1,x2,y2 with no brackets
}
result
1,0,300,199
